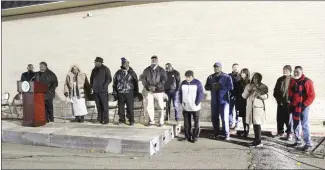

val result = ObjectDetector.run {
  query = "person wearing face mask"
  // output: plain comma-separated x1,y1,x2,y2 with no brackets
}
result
90,57,112,124
288,66,315,151
20,64,35,81
242,72,269,147
229,63,241,130
273,65,294,140
236,68,250,138
179,70,204,143
205,62,233,141
64,65,91,123
164,63,181,122
142,55,167,127
113,58,139,126
35,61,58,123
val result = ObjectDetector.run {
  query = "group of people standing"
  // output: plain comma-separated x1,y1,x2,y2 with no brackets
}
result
20,55,315,150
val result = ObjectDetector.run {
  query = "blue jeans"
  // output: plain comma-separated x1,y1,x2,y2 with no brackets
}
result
211,102,230,137
229,97,239,127
293,106,312,146
165,90,180,121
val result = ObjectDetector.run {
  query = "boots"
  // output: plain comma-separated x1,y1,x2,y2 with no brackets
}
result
80,116,84,123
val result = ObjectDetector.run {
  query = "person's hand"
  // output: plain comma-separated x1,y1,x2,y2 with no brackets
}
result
64,92,68,98
149,86,156,92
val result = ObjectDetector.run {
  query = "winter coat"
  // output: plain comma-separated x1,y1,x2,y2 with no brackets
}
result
64,65,91,99
113,67,139,94
236,79,250,118
273,75,292,104
179,79,204,112
35,69,58,100
142,65,167,93
165,70,181,91
288,74,315,121
204,72,233,104
20,71,35,81
90,64,112,93
242,83,269,125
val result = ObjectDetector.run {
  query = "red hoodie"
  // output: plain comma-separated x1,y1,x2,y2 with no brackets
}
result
288,74,315,108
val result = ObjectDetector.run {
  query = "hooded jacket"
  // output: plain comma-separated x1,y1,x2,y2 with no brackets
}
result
113,67,139,94
64,65,91,99
142,65,167,93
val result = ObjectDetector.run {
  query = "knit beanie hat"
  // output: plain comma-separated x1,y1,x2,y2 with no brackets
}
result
283,65,292,73
121,57,128,65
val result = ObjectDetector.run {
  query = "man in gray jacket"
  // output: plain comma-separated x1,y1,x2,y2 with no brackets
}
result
142,55,167,126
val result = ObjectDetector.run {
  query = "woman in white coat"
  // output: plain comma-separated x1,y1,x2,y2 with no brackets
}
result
242,72,268,147
64,65,91,122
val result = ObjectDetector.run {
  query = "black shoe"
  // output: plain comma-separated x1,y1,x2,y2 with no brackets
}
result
80,116,84,123
101,120,109,124
129,122,134,126
193,138,198,143
290,142,303,148
46,119,50,123
49,119,54,122
164,117,168,121
248,141,257,147
158,124,164,127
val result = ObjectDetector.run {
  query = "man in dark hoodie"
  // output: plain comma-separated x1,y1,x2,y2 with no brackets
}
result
273,65,293,140
35,62,58,123
164,63,181,122
142,55,167,126
113,58,139,126
90,57,112,124
229,63,241,129
21,64,35,81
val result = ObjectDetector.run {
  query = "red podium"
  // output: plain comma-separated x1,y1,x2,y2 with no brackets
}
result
17,81,48,127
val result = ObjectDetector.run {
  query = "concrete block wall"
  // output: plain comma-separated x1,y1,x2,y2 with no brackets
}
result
2,1,325,123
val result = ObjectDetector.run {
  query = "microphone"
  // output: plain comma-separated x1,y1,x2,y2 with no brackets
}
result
30,75,36,81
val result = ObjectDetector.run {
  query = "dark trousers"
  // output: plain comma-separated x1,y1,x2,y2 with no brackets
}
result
117,92,135,123
253,124,262,143
45,99,54,121
242,118,249,135
183,111,200,140
94,92,109,122
165,90,180,121
75,116,85,122
276,103,292,135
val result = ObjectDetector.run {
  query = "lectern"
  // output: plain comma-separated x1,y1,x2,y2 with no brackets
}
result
17,81,48,127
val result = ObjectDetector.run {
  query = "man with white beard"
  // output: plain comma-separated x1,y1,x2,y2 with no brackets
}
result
288,66,315,151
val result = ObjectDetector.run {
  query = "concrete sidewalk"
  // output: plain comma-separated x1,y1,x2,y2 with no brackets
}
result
1,120,181,156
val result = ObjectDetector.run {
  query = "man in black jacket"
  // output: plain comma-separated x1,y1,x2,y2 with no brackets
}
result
20,64,35,81
35,62,58,122
273,65,293,140
113,58,139,126
142,55,167,126
228,63,241,129
90,57,112,124
164,63,181,122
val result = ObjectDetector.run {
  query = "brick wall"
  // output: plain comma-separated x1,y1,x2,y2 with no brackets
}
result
2,1,325,123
